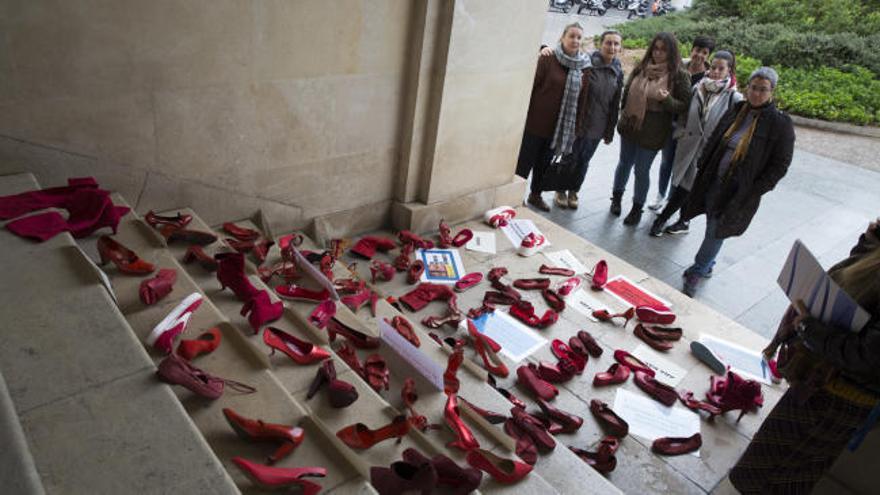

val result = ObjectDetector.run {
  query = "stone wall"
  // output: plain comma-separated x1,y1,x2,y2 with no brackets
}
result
0,0,543,237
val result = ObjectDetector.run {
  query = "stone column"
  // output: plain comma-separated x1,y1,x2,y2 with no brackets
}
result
390,0,546,234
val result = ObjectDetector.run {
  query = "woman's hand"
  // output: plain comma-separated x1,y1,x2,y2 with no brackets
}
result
866,218,880,243
540,46,553,57
655,88,670,101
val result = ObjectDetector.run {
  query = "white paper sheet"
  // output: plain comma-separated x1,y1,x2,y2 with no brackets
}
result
465,231,496,254
613,389,701,456
379,319,444,391
699,335,771,385
471,310,547,362
500,219,552,249
542,249,588,274
632,344,688,387
566,289,610,322
777,240,871,332
416,248,466,284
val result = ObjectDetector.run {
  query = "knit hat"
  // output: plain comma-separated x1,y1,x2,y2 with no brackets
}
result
749,66,778,88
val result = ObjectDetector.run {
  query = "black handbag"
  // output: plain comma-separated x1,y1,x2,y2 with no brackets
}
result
539,153,580,192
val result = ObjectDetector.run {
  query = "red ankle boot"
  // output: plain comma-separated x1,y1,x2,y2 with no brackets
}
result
215,252,259,301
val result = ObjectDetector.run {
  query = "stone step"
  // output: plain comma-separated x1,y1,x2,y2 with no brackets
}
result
0,173,237,495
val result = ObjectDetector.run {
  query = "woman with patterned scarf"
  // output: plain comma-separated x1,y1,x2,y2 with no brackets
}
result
680,67,795,297
730,219,880,493
650,51,742,237
517,23,591,212
609,32,691,226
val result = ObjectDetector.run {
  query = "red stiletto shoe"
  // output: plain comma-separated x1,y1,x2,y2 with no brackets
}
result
537,398,583,433
577,330,604,357
222,222,260,241
613,350,655,376
241,290,283,333
535,361,574,383
466,448,532,484
222,408,304,464
636,305,676,325
145,210,192,230
570,436,619,474
407,260,425,284
231,457,324,495
364,354,390,392
593,363,630,387
589,399,628,437
592,306,635,326
539,264,575,276
443,339,465,395
467,319,509,377
634,370,678,406
706,370,764,422
139,268,177,305
308,299,336,329
327,318,380,349
459,397,506,424
542,289,566,312
445,394,480,451
160,225,217,246
370,260,396,283
678,390,721,416
398,230,434,249
551,339,586,374
157,353,255,399
454,272,483,292
276,284,330,302
336,414,411,449
215,252,259,301
387,316,420,347
652,433,702,455
590,259,608,290
634,324,675,351
513,278,551,290
97,235,156,275
182,245,218,271
556,277,582,296
516,364,558,401
263,327,330,365
177,327,222,360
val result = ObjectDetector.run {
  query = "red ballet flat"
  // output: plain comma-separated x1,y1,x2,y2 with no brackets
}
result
613,350,656,377
182,245,218,271
541,289,566,312
636,305,676,325
145,210,192,230
633,370,678,406
516,364,557,401
652,433,702,455
454,272,483,292
451,229,473,247
539,264,575,276
634,323,675,351
177,327,222,361
590,260,608,290
593,363,630,387
589,399,628,437
513,278,551,290
577,330,604,357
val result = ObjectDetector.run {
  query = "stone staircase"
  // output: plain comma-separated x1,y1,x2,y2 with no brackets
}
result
0,173,622,494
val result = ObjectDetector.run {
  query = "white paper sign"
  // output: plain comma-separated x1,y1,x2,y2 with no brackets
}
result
500,219,552,249
542,249,587,274
699,334,771,385
613,389,701,456
632,344,688,387
465,231,496,254
471,311,547,362
566,289,609,322
379,319,444,391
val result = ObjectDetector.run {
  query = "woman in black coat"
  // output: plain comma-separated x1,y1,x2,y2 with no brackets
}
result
680,67,795,296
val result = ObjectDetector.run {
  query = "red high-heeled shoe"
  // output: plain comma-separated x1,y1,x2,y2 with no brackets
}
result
393,242,414,271
333,278,364,295
570,436,619,474
177,327,222,360
263,327,330,365
467,319,509,377
307,359,359,408
652,433,702,456
139,268,177,305
593,363,630,387
241,290,283,333
335,341,364,376
590,259,608,290
364,354,390,392
340,287,372,313
466,448,532,484
516,364,558,401
222,408,304,464
444,394,480,451
145,210,192,230
327,318,380,349
613,349,656,377
634,324,675,351
97,235,156,275
308,299,336,329
536,398,583,433
215,252,259,301
592,306,635,326
678,390,721,416
539,264,575,276
634,370,677,406
459,397,506,424
636,305,676,325
443,339,465,395
387,316,420,347
589,399,628,437
705,369,764,422
488,374,527,410
231,457,324,495
222,222,260,241
513,278,551,290
454,272,483,292
336,414,411,449
182,245,218,271
226,238,255,253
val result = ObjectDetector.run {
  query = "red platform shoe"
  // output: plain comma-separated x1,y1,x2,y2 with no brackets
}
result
223,408,304,464
307,359,359,408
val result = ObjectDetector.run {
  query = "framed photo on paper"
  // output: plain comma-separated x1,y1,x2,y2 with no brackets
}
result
416,249,466,284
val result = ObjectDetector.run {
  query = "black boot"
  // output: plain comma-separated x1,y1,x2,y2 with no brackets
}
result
609,191,623,216
649,218,665,237
623,203,643,226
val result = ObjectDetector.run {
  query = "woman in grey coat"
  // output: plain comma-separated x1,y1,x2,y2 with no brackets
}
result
650,51,742,237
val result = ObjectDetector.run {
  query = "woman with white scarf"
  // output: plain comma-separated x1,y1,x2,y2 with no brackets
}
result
609,32,691,226
650,51,742,237
516,23,591,212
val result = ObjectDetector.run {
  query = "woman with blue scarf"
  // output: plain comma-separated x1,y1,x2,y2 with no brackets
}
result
516,23,591,212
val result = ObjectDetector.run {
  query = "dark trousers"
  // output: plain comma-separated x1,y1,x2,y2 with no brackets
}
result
656,185,690,224
558,137,601,193
516,131,555,194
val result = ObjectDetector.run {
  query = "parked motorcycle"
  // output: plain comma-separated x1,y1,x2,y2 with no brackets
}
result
549,0,580,13
656,0,676,15
612,0,629,10
579,0,607,16
627,0,647,19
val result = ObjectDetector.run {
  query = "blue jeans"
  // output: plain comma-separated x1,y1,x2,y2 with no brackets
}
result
657,135,677,199
612,136,659,205
690,215,725,276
